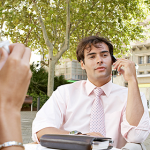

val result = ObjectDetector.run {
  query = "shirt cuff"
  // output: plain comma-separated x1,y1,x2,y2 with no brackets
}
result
121,111,150,143
32,123,58,143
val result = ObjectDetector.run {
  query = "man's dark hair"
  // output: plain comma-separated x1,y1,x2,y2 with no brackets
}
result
76,36,113,63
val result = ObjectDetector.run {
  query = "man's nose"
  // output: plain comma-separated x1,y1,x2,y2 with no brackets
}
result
96,55,103,64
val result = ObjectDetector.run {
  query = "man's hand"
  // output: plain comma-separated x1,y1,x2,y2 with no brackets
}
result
113,58,136,82
0,43,32,112
85,132,104,137
113,58,144,126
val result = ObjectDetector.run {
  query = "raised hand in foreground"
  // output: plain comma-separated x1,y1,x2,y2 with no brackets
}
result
0,43,32,150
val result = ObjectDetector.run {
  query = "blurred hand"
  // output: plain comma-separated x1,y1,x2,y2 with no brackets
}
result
0,48,8,70
0,43,32,112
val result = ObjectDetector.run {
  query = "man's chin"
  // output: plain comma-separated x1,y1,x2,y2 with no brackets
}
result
96,74,111,81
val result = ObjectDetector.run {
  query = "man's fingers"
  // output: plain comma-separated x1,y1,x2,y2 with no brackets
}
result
22,47,31,64
86,132,104,137
9,43,26,59
114,59,127,70
117,63,123,72
119,68,124,74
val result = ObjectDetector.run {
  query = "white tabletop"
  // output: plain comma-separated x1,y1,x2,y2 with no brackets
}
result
24,144,121,150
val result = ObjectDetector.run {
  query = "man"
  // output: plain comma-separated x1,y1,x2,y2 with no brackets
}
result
32,36,150,149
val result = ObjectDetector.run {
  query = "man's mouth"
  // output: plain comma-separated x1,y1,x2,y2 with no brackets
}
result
95,67,106,71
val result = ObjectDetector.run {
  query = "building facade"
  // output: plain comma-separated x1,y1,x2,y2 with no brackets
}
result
113,41,150,103
132,41,150,102
55,59,87,81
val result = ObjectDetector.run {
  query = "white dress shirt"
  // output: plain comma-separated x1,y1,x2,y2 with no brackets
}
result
32,79,150,149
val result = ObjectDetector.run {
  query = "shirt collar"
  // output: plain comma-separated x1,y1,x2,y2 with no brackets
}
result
86,79,112,97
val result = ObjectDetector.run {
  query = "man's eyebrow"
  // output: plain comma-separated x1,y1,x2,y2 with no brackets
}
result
100,50,109,53
86,52,96,56
86,50,109,56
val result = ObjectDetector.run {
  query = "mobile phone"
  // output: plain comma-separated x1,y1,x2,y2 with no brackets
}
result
112,55,117,63
112,55,119,75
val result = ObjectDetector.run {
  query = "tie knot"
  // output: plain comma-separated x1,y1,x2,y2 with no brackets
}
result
94,87,103,97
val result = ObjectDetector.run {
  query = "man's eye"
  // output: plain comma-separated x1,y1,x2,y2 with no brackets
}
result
103,54,108,57
90,56,95,58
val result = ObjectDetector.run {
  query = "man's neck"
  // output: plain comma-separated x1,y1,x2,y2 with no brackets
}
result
88,78,111,87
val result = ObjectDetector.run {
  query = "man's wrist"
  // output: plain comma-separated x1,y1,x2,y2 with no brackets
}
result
127,77,138,84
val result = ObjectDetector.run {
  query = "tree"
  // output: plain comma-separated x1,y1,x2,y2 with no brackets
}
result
1,0,149,96
28,63,69,95
54,75,69,91
28,63,48,95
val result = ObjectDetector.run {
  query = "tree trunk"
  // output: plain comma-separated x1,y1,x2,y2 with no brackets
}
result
47,59,56,97
33,0,70,97
47,0,70,97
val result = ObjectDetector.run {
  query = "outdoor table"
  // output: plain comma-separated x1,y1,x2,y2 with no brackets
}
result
24,143,121,150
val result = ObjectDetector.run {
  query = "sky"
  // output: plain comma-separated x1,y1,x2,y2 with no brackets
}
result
30,51,41,64
2,36,41,64
2,22,41,64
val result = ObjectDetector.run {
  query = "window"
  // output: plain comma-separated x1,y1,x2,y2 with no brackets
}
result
138,56,144,64
72,61,77,68
72,75,75,79
72,68,76,73
83,75,87,80
77,69,82,74
139,71,144,75
60,68,65,74
125,83,128,87
147,55,150,63
147,71,150,74
60,64,65,68
66,62,71,67
66,68,71,73
66,75,70,79
78,75,80,79
77,63,81,68
75,75,77,79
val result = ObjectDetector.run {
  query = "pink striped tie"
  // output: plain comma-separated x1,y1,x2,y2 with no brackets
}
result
90,87,106,136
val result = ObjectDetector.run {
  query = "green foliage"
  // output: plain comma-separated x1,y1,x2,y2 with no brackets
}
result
22,92,49,109
1,0,150,58
25,63,69,108
1,0,150,96
28,63,48,95
28,63,69,94
29,92,49,108
54,75,70,91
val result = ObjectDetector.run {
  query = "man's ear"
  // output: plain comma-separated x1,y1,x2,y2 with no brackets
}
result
80,60,85,70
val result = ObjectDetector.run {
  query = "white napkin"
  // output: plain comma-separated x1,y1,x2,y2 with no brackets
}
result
0,40,10,54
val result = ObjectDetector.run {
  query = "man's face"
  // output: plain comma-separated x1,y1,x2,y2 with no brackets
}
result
81,42,112,86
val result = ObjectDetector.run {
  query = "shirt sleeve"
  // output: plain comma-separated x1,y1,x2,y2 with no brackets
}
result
121,93,150,143
32,86,67,143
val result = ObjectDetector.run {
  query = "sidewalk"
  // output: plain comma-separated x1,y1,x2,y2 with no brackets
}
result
21,111,150,149
21,111,37,144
